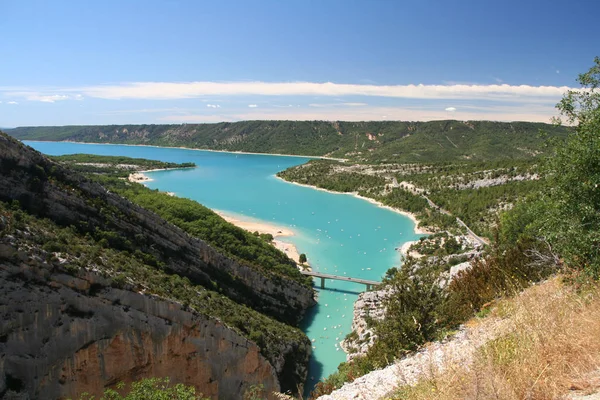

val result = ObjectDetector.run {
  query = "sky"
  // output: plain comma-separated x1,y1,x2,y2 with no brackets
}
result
0,0,598,127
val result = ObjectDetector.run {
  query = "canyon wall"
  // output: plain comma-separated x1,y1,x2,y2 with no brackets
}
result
0,244,281,399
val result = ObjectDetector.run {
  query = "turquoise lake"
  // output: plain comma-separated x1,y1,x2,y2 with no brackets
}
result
25,141,423,393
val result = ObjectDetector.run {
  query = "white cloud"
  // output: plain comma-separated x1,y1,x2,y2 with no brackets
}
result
159,102,559,124
445,107,457,112
98,107,186,115
556,70,560,74
28,94,70,103
5,92,73,103
309,102,368,108
206,104,220,108
43,81,574,103
160,114,234,123
248,104,258,108
7,101,18,104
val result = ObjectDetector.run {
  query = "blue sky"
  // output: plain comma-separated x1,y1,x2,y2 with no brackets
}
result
0,0,598,126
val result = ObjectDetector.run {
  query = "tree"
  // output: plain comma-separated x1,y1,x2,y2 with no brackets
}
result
299,253,307,264
536,57,600,276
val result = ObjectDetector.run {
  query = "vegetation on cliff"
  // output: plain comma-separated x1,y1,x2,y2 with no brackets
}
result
106,176,311,286
0,133,313,397
0,199,308,360
77,378,207,400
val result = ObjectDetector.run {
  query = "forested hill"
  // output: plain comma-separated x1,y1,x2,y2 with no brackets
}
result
7,120,570,163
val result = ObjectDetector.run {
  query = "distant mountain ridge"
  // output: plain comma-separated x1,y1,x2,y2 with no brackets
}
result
7,120,570,163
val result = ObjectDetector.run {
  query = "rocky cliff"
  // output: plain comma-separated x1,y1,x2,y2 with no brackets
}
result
0,134,315,325
0,245,280,399
341,289,391,361
0,133,314,398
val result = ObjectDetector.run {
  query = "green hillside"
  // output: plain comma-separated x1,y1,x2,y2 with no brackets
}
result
7,120,570,163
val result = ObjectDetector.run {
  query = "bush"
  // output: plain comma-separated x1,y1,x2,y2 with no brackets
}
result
77,377,206,400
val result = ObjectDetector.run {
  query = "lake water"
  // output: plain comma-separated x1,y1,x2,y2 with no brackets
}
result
25,141,423,393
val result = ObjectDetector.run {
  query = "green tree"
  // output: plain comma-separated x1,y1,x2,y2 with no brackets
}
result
539,57,600,276
299,253,307,264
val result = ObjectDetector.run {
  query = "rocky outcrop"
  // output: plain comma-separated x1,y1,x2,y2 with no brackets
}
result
341,257,478,361
341,289,391,360
0,245,280,399
0,133,315,326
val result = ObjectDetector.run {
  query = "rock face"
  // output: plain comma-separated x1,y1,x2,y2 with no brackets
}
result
0,246,279,399
0,133,314,398
341,289,391,360
0,134,315,326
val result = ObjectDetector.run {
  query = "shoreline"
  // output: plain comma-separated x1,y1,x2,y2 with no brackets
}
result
273,175,432,235
398,240,421,260
125,167,310,269
214,210,310,269
24,139,346,162
128,166,195,184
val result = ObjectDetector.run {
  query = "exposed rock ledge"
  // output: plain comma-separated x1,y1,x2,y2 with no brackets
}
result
319,316,512,400
341,289,391,361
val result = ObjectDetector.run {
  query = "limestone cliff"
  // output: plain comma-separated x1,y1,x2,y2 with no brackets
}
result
0,243,280,399
0,133,314,398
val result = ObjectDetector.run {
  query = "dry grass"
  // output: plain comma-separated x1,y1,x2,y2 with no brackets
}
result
390,277,600,400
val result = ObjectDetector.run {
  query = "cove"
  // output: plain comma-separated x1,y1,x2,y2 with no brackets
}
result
24,141,423,393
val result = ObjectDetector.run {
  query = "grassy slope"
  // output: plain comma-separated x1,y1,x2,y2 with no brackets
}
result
390,276,600,400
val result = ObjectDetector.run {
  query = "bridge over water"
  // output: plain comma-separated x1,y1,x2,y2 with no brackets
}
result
300,270,381,291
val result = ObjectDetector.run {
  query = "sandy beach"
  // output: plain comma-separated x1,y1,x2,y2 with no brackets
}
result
398,240,423,261
125,167,308,268
128,166,195,184
214,211,309,268
274,176,432,235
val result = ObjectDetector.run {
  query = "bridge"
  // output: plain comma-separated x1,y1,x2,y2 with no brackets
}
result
300,270,381,291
